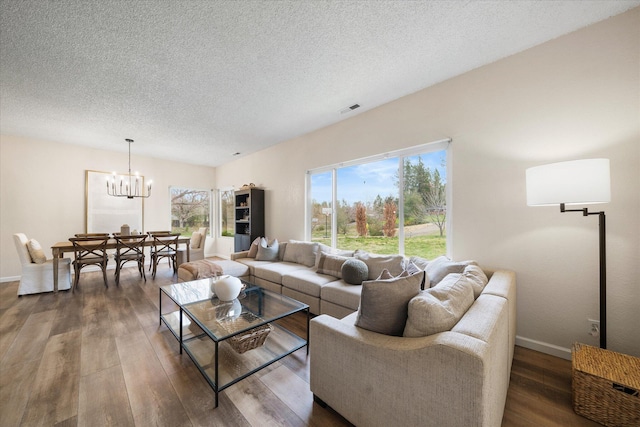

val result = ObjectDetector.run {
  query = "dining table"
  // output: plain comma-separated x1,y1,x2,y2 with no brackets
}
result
51,236,190,292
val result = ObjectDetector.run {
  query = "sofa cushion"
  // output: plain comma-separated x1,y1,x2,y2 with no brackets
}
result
283,240,319,267
317,253,349,278
256,238,279,261
321,280,362,312
27,239,47,264
253,261,308,284
341,258,369,285
355,271,423,336
282,269,339,298
355,250,405,280
462,264,489,299
425,256,476,287
403,273,475,337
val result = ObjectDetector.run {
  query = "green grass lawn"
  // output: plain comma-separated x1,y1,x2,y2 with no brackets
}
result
312,234,446,259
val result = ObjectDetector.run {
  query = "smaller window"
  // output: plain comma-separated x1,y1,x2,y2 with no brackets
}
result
219,189,235,237
170,187,211,237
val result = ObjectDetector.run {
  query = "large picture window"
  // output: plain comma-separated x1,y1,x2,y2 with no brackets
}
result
170,187,211,237
307,140,449,258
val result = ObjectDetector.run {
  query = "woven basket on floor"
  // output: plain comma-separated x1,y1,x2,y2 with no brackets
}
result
219,312,272,354
572,342,640,426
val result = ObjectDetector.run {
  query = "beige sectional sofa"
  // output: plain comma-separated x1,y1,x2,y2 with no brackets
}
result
310,268,516,427
228,239,516,426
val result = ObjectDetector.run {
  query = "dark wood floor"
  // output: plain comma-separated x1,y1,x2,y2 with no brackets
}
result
1,263,599,426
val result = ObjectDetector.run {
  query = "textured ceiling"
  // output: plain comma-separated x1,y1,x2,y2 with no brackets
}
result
1,0,639,167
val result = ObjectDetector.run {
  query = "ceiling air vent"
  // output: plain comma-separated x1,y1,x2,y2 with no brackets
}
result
340,104,361,114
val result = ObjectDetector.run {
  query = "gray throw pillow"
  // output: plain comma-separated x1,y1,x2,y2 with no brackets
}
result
341,258,368,285
256,238,279,261
355,271,423,336
355,249,406,280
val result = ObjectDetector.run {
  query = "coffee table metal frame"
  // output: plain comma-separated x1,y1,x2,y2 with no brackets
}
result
159,278,309,408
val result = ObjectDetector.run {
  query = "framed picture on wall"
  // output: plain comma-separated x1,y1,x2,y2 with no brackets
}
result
85,170,144,233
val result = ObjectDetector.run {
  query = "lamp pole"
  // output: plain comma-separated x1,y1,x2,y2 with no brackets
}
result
561,203,606,349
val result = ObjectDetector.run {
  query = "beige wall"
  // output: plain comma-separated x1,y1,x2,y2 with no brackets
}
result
1,9,638,358
0,135,216,278
215,9,640,357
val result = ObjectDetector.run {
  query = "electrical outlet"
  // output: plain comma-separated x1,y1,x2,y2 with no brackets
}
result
588,319,600,337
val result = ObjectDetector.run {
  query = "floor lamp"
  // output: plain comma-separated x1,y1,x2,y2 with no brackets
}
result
525,159,611,349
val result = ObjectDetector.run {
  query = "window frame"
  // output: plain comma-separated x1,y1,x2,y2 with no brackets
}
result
305,139,452,256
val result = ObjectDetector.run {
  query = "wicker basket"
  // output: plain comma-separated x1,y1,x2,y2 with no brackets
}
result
220,312,272,354
572,342,640,426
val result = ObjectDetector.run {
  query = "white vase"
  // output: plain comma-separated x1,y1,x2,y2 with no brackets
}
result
213,275,242,301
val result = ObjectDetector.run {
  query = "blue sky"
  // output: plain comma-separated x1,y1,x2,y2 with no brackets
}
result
311,150,446,205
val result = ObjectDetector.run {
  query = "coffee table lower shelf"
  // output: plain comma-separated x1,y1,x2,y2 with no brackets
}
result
160,308,307,408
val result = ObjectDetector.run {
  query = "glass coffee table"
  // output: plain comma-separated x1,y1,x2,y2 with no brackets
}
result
159,278,309,407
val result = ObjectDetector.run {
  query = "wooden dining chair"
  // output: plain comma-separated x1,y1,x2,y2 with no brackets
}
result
114,234,147,285
147,231,171,272
69,236,110,292
150,232,180,279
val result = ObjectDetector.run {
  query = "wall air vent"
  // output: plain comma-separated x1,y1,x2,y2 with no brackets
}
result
340,104,361,114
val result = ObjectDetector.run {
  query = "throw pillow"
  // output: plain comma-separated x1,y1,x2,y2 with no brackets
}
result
315,244,354,268
317,253,349,278
403,273,475,337
341,258,369,285
27,239,47,264
354,249,405,280
425,256,477,287
355,271,424,336
282,240,319,267
462,264,489,299
256,238,279,261
247,236,262,258
409,255,430,271
189,232,202,249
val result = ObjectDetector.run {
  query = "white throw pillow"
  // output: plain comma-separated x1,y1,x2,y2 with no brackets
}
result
189,232,202,249
462,264,489,299
256,238,279,261
425,256,477,287
27,239,47,264
403,273,475,337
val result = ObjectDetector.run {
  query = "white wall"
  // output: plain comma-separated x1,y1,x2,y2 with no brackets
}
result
214,9,640,357
0,135,216,278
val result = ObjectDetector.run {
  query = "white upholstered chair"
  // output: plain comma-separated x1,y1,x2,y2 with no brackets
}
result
176,227,207,266
13,233,71,295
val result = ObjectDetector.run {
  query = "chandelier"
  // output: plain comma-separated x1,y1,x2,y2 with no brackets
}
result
106,138,152,199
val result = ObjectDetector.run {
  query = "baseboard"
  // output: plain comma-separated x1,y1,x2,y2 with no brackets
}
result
1,275,20,283
516,335,572,360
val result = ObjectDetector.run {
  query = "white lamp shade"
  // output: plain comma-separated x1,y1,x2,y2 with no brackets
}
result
526,159,611,206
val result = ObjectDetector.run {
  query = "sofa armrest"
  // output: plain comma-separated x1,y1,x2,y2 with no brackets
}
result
310,315,492,427
230,251,249,260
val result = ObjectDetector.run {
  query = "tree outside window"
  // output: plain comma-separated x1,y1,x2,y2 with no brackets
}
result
220,189,234,237
170,187,210,237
